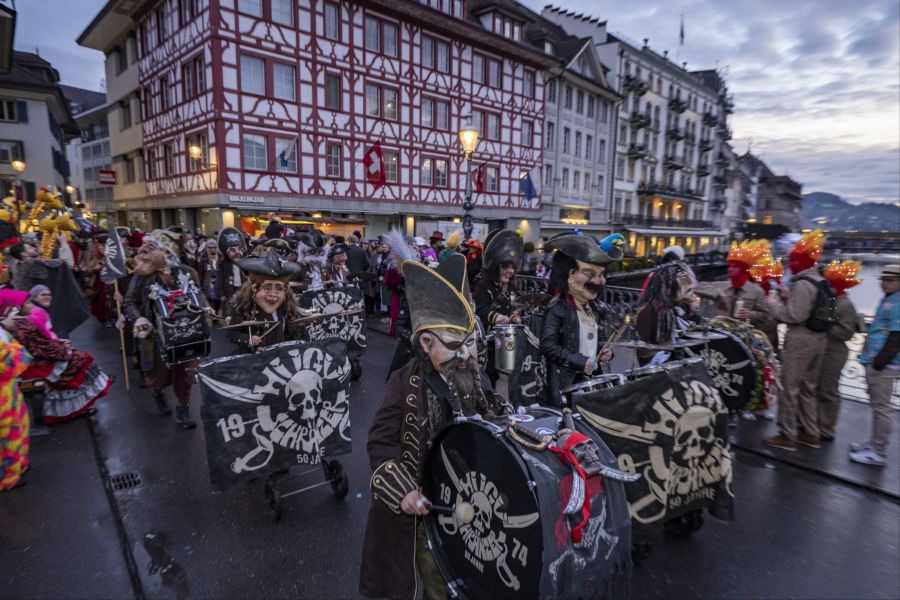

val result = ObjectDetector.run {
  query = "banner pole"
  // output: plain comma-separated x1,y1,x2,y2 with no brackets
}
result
114,279,130,391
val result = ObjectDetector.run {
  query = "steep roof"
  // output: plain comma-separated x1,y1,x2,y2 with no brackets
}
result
0,51,76,136
59,84,106,114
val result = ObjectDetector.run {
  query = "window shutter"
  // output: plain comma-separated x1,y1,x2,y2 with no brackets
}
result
16,101,28,123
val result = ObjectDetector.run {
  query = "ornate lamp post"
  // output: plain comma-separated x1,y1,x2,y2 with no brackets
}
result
457,122,480,240
10,159,25,232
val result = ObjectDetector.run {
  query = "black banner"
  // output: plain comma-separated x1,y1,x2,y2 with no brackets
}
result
507,311,547,407
299,286,366,356
100,224,127,284
198,339,351,491
574,360,734,540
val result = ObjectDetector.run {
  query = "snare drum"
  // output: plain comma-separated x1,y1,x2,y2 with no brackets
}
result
680,326,756,411
156,309,211,366
423,406,632,599
562,374,626,404
493,323,524,374
625,364,665,381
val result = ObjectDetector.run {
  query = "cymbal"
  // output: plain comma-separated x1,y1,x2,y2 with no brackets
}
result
609,340,668,350
683,330,728,341
351,271,377,282
219,319,271,329
660,339,708,349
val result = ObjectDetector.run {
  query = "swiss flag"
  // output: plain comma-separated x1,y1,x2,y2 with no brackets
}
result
363,141,386,190
473,162,485,193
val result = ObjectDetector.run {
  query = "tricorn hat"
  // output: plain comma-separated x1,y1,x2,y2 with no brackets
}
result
262,237,292,258
296,228,326,250
218,227,247,255
429,230,444,241
143,229,181,257
238,250,302,281
482,229,523,271
402,253,474,335
546,230,623,265
328,243,347,259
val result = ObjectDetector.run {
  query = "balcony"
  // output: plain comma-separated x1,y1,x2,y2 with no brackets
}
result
713,174,728,188
696,164,710,177
623,75,649,96
629,112,651,129
684,133,697,145
702,111,718,126
698,138,713,152
647,118,661,132
636,182,700,200
611,213,715,230
719,127,733,141
715,153,729,166
668,97,687,113
723,94,735,114
664,154,684,170
628,143,648,159
666,126,685,140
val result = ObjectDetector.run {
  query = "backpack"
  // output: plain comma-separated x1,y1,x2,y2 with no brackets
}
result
798,276,838,332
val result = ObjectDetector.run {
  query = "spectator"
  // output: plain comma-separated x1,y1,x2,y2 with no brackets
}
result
0,320,31,491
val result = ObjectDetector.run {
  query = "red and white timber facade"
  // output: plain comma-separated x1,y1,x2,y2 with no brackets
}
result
84,0,555,239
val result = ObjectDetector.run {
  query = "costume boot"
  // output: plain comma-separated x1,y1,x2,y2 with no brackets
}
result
175,404,197,430
152,390,173,416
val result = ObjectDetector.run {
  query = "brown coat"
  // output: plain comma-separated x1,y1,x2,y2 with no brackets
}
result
715,280,778,349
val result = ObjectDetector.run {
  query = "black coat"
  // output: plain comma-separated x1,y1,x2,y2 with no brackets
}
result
539,294,610,407
345,244,370,275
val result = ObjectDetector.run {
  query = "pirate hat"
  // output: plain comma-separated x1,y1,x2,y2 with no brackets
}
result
429,230,444,241
297,228,326,250
238,249,301,281
328,243,347,259
546,230,622,265
482,229,523,271
218,226,247,255
143,229,181,257
262,237,292,258
402,253,474,335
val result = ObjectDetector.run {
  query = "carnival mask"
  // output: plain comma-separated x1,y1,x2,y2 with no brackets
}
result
227,246,244,262
254,279,287,314
569,260,606,302
135,244,167,276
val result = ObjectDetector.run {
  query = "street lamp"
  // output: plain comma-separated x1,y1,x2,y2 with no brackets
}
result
65,184,75,194
188,144,203,160
10,159,25,232
458,122,480,240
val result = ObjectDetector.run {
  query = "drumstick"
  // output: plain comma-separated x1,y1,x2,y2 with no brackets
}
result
291,308,364,323
258,321,281,339
425,501,475,524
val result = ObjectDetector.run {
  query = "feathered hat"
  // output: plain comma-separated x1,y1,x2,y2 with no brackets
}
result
823,259,863,296
402,254,474,335
748,240,784,288
546,230,623,265
727,240,766,268
790,229,825,266
445,229,462,250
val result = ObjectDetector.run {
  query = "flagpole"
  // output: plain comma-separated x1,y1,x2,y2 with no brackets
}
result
113,279,130,391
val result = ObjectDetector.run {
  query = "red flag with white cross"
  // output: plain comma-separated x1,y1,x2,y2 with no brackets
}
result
363,141,386,190
473,161,486,193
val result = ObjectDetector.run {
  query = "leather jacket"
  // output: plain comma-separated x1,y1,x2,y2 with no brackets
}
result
540,293,610,407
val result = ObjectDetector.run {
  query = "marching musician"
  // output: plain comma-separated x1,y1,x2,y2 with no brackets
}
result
215,227,248,307
295,229,329,292
474,229,523,386
635,260,702,366
123,229,214,429
360,254,506,600
226,250,303,354
324,243,350,287
540,231,623,407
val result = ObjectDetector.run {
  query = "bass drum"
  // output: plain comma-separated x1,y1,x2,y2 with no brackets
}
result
423,407,632,600
681,326,756,411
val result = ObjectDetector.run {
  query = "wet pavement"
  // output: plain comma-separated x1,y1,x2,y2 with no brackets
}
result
1,317,899,599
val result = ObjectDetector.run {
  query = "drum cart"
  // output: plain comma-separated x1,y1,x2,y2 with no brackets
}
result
262,457,349,522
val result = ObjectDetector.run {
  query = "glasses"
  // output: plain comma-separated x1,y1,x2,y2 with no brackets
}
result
259,283,287,294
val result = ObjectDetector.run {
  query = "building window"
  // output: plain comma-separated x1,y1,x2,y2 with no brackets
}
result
435,100,449,130
562,127,570,154
587,96,595,118
365,16,380,52
486,166,499,192
383,22,398,57
240,55,265,94
365,84,397,120
273,63,295,100
194,56,206,95
243,133,267,170
564,85,572,109
156,8,167,42
473,53,501,87
420,157,432,186
159,76,171,111
365,84,380,117
115,46,128,74
434,158,448,186
163,143,175,176
576,91,584,114
547,80,556,103
238,0,262,16
574,132,581,157
484,112,500,140
615,156,624,179
561,168,569,189
585,135,592,160
182,63,194,100
584,172,591,192
544,164,552,187
124,154,136,183
422,35,449,72
146,148,157,178
523,70,535,97
275,137,297,173
384,151,399,183
0,99,19,122
383,88,398,120
326,143,342,177
271,0,293,26
573,171,580,192
597,174,604,196
422,97,434,127
325,73,341,109
522,120,533,146
0,140,24,163
119,100,132,130
324,2,340,39
187,133,208,171
545,121,554,150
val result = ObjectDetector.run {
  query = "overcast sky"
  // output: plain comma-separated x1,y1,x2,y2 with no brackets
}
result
14,0,900,204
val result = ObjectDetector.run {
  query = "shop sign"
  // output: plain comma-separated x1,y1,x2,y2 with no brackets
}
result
227,194,266,205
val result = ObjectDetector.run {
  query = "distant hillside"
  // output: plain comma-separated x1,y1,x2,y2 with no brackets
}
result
802,192,900,232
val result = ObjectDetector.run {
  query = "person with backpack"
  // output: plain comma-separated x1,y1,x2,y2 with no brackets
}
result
816,260,864,441
849,264,900,466
762,230,833,451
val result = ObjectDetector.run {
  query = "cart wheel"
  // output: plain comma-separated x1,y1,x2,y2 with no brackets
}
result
631,542,653,565
264,479,283,522
664,509,704,537
325,460,349,500
350,358,362,381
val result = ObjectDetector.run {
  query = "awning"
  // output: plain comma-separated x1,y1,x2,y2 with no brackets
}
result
624,227,727,237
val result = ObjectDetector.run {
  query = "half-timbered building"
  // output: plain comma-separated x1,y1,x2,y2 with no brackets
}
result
80,0,555,240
